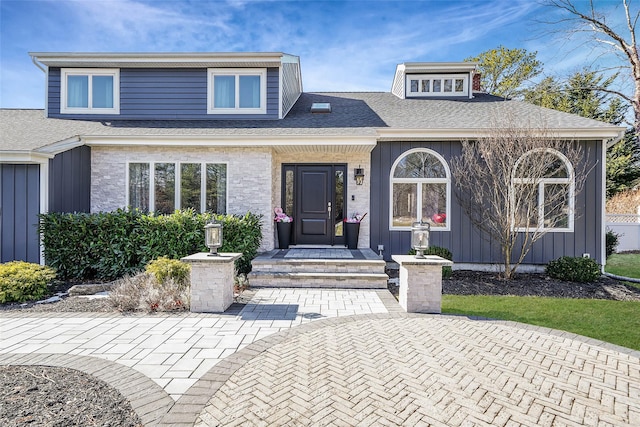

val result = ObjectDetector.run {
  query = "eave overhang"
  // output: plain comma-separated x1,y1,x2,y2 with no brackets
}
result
81,134,378,153
375,127,625,141
0,151,54,163
29,52,299,69
399,62,478,74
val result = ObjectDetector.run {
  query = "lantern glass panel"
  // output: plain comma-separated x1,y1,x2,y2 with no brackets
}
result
411,222,430,250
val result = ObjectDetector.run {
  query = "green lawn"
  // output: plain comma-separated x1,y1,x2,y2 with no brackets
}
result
605,253,640,279
442,295,640,351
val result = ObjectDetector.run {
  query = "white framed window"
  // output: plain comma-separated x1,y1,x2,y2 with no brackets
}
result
127,162,227,214
390,148,451,231
511,149,574,232
60,68,119,114
207,68,267,114
406,74,468,98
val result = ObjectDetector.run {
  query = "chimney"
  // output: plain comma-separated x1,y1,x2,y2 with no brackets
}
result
472,73,481,92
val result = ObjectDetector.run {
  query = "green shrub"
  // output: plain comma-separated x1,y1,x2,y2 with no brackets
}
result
546,256,601,283
145,257,190,289
606,229,620,258
39,209,263,281
0,262,56,303
408,246,453,278
38,209,144,280
218,212,263,275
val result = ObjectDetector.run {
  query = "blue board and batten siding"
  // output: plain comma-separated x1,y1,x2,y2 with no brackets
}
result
47,67,280,120
370,140,605,266
0,164,41,263
49,146,91,214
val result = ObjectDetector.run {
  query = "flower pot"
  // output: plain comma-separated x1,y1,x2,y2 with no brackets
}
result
276,222,292,249
345,221,360,249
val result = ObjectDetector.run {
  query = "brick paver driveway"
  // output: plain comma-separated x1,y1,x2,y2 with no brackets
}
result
196,314,639,427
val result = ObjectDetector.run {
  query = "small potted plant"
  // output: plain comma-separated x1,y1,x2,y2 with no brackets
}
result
344,212,367,249
274,207,293,249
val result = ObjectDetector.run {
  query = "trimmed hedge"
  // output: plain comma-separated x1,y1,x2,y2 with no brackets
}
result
546,256,601,283
39,209,262,280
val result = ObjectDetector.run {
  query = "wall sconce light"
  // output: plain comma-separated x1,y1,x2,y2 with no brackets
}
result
411,221,430,258
204,220,223,256
354,166,365,185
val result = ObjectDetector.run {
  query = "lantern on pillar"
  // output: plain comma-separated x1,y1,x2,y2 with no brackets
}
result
204,220,223,256
411,221,430,259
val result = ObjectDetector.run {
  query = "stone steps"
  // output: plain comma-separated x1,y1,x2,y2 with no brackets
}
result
248,249,389,289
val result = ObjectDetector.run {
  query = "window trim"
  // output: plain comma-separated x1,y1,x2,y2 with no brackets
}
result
405,74,468,98
60,68,120,114
389,148,451,231
511,148,575,233
125,161,228,214
207,68,267,114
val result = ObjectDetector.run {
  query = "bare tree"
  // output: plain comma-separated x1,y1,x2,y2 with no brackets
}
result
451,115,587,279
545,0,640,143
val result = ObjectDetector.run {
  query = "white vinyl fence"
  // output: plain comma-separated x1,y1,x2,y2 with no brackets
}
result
606,208,640,252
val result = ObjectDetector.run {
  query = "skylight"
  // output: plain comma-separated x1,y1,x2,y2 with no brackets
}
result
311,102,331,113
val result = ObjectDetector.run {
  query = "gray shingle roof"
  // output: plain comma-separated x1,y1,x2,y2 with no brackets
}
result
0,92,622,153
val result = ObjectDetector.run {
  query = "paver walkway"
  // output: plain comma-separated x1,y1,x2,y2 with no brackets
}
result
195,315,640,426
0,289,388,400
2,289,639,426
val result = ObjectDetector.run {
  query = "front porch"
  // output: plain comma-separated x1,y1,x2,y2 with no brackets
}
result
248,247,388,288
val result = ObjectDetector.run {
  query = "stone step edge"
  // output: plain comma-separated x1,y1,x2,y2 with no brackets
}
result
252,259,386,266
248,271,389,280
250,266,387,273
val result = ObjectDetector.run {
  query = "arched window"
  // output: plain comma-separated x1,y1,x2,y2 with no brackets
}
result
512,148,574,231
390,148,450,230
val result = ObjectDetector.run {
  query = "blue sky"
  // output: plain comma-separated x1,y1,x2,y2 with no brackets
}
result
0,0,628,108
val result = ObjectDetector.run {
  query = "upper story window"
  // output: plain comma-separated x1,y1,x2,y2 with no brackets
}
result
406,74,468,98
60,68,119,114
207,68,267,114
390,148,450,231
511,149,574,232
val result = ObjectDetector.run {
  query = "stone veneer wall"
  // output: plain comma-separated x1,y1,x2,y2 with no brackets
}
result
272,150,371,248
90,146,275,251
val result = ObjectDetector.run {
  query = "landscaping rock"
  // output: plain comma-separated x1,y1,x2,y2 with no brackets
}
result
68,283,114,296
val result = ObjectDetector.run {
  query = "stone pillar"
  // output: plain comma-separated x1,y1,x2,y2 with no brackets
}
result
391,255,453,314
181,252,242,313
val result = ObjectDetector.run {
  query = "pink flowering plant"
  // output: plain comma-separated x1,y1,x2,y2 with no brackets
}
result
274,207,293,223
344,212,367,223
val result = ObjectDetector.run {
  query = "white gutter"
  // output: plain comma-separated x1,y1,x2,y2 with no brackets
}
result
30,54,46,73
0,151,53,163
81,134,377,147
28,52,291,68
376,127,625,141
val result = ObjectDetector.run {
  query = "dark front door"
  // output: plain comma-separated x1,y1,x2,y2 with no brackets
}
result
282,164,346,246
297,165,332,245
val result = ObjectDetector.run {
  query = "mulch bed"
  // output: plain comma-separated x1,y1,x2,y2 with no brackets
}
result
1,270,639,426
386,269,640,301
0,365,141,427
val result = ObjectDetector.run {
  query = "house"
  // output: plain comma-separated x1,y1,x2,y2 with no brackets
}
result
0,52,623,269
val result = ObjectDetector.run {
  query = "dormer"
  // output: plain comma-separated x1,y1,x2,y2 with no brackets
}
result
391,62,478,100
30,52,302,120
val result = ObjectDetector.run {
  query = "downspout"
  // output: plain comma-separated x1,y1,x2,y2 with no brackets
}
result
30,54,46,73
30,54,49,117
30,54,49,264
601,130,626,271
